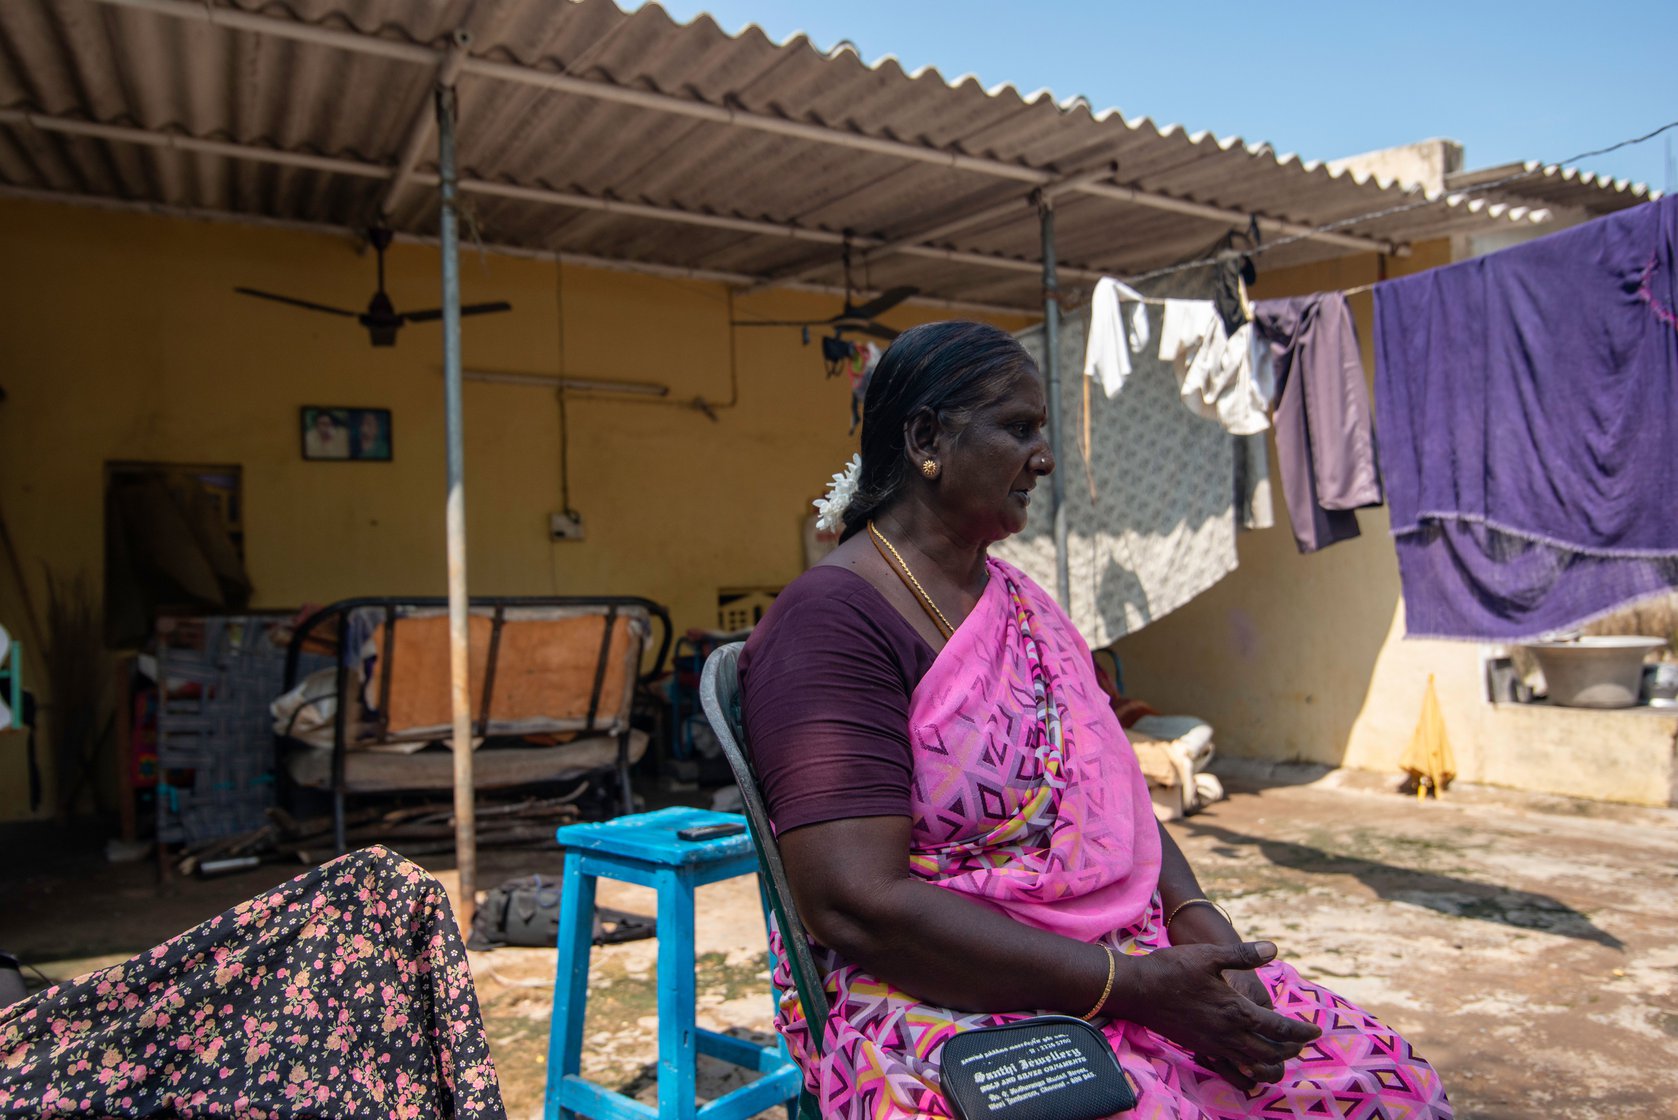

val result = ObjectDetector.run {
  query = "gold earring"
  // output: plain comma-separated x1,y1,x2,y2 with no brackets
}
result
921,459,940,479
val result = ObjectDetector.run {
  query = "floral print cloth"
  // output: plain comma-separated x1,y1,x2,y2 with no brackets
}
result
0,846,506,1119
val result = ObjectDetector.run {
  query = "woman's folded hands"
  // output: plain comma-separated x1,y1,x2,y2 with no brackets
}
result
1104,940,1321,1090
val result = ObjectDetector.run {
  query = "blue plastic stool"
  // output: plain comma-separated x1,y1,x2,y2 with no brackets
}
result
544,807,804,1120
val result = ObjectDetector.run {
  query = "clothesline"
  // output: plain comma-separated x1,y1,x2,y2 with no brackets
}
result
1110,115,1678,289
1090,278,1379,307
1060,191,1678,646
1052,117,1678,322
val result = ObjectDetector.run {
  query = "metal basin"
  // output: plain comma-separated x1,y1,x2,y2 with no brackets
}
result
1523,637,1667,708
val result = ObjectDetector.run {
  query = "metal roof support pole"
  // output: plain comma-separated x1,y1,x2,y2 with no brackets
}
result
436,84,477,933
1037,194,1070,609
380,31,471,220
757,164,1117,294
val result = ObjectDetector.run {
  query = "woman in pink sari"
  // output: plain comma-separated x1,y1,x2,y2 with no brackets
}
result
739,322,1449,1120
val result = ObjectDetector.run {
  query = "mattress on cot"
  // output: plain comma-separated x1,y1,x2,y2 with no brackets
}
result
358,605,650,741
285,730,649,793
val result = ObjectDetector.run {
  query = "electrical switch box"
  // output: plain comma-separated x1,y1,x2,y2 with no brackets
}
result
549,511,585,541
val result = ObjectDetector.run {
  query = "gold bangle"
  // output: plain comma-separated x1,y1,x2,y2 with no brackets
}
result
1081,943,1116,1021
1165,897,1233,930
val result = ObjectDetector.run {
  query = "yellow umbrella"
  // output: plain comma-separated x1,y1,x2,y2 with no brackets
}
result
1400,674,1457,800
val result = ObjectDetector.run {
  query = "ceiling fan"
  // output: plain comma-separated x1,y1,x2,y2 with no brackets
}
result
732,239,917,344
234,227,513,347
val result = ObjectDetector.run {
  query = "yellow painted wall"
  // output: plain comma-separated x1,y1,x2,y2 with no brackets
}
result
1108,242,1678,806
0,196,1025,819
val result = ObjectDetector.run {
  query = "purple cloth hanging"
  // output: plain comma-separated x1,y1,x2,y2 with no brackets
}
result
1252,292,1382,553
1373,195,1678,641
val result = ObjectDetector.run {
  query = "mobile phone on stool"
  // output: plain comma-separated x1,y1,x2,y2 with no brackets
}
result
676,823,746,842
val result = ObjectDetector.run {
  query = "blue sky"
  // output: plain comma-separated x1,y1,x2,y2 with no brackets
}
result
645,0,1675,194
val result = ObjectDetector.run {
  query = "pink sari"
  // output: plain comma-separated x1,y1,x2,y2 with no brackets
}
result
769,559,1450,1119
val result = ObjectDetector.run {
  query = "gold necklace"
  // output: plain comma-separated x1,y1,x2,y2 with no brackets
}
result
867,520,957,638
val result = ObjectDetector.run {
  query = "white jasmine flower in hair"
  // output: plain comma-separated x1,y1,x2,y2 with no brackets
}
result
812,454,862,534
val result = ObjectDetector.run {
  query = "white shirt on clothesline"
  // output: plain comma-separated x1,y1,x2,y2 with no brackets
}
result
1082,276,1151,398
1158,300,1271,437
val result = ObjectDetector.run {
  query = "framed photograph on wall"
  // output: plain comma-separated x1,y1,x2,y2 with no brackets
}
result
300,406,392,462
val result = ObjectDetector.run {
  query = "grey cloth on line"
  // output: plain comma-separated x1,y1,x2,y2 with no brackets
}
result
1251,292,1382,553
996,302,1265,647
1236,432,1275,532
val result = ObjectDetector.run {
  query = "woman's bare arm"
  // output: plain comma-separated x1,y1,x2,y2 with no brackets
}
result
780,815,1109,1013
778,814,1318,1073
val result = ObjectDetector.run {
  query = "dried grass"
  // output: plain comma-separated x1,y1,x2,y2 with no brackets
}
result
1581,591,1678,661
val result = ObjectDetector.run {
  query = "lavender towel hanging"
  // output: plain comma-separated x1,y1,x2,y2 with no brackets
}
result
1373,195,1678,641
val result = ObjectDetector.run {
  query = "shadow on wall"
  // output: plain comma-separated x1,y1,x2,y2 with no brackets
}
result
1108,510,1401,769
1184,820,1626,950
1096,557,1152,635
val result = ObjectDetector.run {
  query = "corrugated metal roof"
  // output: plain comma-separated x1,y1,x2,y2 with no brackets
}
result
1445,161,1654,218
0,0,1607,307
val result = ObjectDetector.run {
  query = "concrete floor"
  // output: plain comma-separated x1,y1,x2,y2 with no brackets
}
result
5,765,1677,1119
